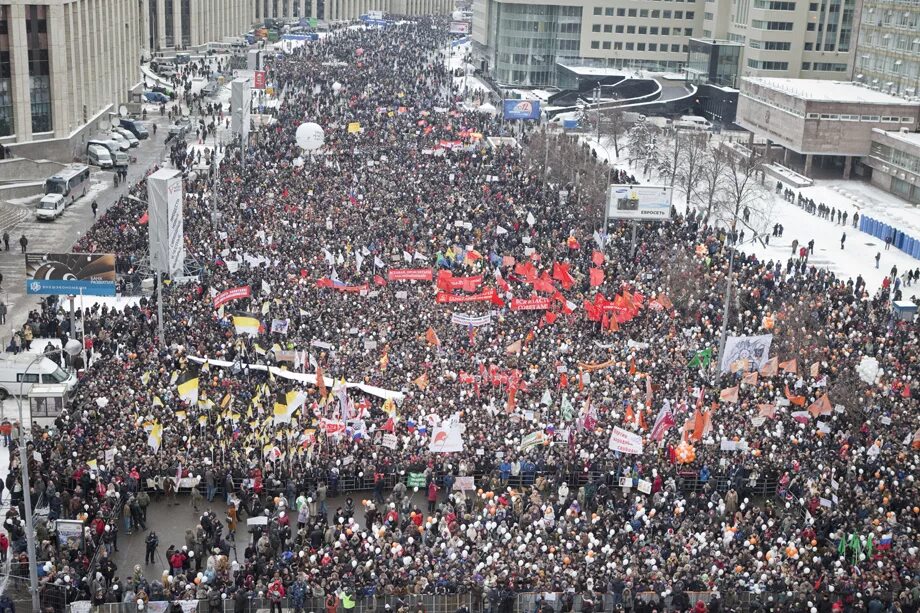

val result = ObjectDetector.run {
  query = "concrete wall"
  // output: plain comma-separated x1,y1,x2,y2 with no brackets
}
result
0,158,67,182
4,104,113,164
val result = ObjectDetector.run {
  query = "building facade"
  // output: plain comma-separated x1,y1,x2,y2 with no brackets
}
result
472,0,861,87
852,0,920,96
143,0,253,53
252,0,450,23
472,0,705,86
866,128,920,203
702,0,861,79
736,76,920,176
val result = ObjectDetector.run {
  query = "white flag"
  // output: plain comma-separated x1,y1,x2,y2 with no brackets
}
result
526,212,536,226
496,225,508,235
414,252,428,262
361,246,371,256
336,252,344,266
403,250,413,263
355,251,364,272
374,256,385,268
322,248,334,266
261,280,271,294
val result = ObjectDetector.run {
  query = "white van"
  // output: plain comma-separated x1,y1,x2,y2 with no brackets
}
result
87,143,113,168
0,354,77,399
674,115,712,130
35,194,66,220
88,140,128,167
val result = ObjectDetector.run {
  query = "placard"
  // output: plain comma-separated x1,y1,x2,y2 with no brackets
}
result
637,479,652,494
381,433,397,449
453,476,475,490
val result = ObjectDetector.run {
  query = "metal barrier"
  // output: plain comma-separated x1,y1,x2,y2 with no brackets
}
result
65,589,802,613
2,573,69,612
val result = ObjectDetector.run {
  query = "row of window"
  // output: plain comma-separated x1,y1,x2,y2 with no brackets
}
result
749,39,792,50
751,19,794,29
801,61,848,71
591,24,693,36
592,7,696,18
753,0,796,10
747,59,789,70
808,113,913,122
590,40,689,53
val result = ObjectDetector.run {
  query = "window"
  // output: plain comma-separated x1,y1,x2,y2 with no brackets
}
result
747,59,789,70
640,9,649,17
652,10,660,17
0,6,11,137
684,27,693,35
809,2,817,8
591,40,600,49
614,41,623,49
593,7,602,15
602,41,611,49
671,43,680,51
639,26,647,33
638,43,646,50
627,25,636,33
604,24,612,32
628,8,637,16
751,20,794,29
651,27,659,34
16,373,39,384
686,11,695,18
802,62,811,69
807,22,815,30
811,62,847,71
626,42,635,50
25,5,51,133
881,116,897,122
617,8,625,15
663,10,672,17
605,7,614,15
704,11,714,19
649,43,658,51
662,27,670,34
615,25,624,32
902,117,915,124
592,24,601,32
807,112,819,118
804,42,813,50
675,10,683,18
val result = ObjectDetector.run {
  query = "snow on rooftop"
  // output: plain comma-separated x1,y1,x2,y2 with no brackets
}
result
557,63,627,77
883,129,920,148
743,78,919,105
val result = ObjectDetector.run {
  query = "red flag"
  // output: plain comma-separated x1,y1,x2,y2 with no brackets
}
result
381,417,395,433
514,261,537,282
544,311,557,325
138,212,149,225
589,268,604,287
495,273,510,293
373,275,387,286
552,262,575,290
533,272,556,294
901,384,911,398
591,251,605,266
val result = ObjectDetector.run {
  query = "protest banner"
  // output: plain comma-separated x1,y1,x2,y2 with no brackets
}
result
213,285,251,309
608,426,644,454
387,268,433,281
510,297,553,311
436,289,496,304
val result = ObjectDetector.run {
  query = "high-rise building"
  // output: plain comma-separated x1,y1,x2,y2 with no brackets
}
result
472,0,704,86
852,0,920,96
472,0,861,86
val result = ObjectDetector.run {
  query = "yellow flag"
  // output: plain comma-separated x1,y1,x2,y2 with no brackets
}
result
347,122,361,134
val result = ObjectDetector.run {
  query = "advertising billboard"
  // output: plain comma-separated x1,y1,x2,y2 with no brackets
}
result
253,70,266,89
606,185,673,222
147,168,186,277
449,21,470,34
502,99,541,121
25,253,116,296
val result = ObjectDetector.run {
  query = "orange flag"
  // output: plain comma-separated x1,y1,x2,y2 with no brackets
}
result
730,359,750,374
505,339,522,355
742,371,759,386
807,394,832,418
658,294,673,310
628,358,637,375
757,404,776,419
719,385,739,403
645,375,654,405
779,358,798,374
759,357,778,377
506,385,518,413
810,362,820,378
608,316,619,333
624,404,635,425
785,383,806,407
414,372,429,390
425,327,441,347
638,409,648,431
316,363,327,398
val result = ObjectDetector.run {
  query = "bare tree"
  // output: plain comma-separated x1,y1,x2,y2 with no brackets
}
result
693,146,730,220
597,108,627,158
677,131,710,206
718,149,770,238
627,122,660,176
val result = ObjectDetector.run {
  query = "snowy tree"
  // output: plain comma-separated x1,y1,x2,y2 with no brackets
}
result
676,131,710,206
693,146,730,221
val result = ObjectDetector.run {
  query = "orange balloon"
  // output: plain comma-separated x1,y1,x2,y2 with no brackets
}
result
563,556,571,565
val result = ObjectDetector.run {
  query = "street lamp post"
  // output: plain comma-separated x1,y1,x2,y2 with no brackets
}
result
16,339,83,612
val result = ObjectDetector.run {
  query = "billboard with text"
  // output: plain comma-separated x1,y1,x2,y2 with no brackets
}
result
25,253,116,296
606,185,673,222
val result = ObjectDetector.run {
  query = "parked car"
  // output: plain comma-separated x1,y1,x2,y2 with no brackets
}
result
112,127,139,147
143,91,170,103
106,132,131,151
119,118,149,140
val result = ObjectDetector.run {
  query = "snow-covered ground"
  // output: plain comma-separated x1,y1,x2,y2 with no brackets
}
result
581,133,920,298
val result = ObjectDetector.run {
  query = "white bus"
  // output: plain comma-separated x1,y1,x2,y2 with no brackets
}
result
44,164,91,207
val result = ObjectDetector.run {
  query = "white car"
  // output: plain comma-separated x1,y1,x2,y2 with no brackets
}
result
106,132,131,151
113,127,139,147
35,194,66,220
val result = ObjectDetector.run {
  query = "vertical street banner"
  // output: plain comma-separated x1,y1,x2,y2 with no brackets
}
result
25,253,116,296
254,70,267,89
147,168,185,278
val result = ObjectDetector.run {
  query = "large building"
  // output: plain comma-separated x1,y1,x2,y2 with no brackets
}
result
472,0,861,87
143,0,253,53
703,0,861,80
736,77,920,177
852,0,920,96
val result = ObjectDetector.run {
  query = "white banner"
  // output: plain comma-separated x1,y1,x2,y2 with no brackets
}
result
147,168,185,277
608,426,644,454
719,334,773,373
450,312,492,327
429,424,464,453
380,433,398,449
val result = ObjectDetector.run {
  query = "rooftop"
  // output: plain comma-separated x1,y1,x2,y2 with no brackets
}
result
742,78,918,105
878,128,920,148
556,62,627,78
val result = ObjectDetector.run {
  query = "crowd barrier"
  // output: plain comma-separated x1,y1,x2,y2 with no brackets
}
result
860,215,920,260
64,589,797,613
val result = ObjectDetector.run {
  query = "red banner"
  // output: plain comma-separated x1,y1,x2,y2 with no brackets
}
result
254,70,266,89
387,268,433,281
316,278,370,293
436,271,483,292
510,297,552,311
436,288,496,304
213,285,251,309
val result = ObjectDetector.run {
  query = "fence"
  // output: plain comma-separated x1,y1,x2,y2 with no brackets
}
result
1,573,69,612
65,589,800,613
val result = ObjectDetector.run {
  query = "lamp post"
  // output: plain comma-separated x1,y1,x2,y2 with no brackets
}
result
16,339,83,613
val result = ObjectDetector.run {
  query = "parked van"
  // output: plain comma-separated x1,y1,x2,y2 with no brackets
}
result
0,354,77,399
106,132,131,151
35,194,66,220
120,118,149,140
87,143,113,168
87,140,128,167
674,115,712,130
112,127,139,147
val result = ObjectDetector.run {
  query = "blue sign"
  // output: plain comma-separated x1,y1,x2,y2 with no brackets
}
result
562,118,579,129
26,279,116,296
502,99,541,121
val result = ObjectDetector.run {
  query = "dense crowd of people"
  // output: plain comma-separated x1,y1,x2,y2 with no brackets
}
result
3,17,919,613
